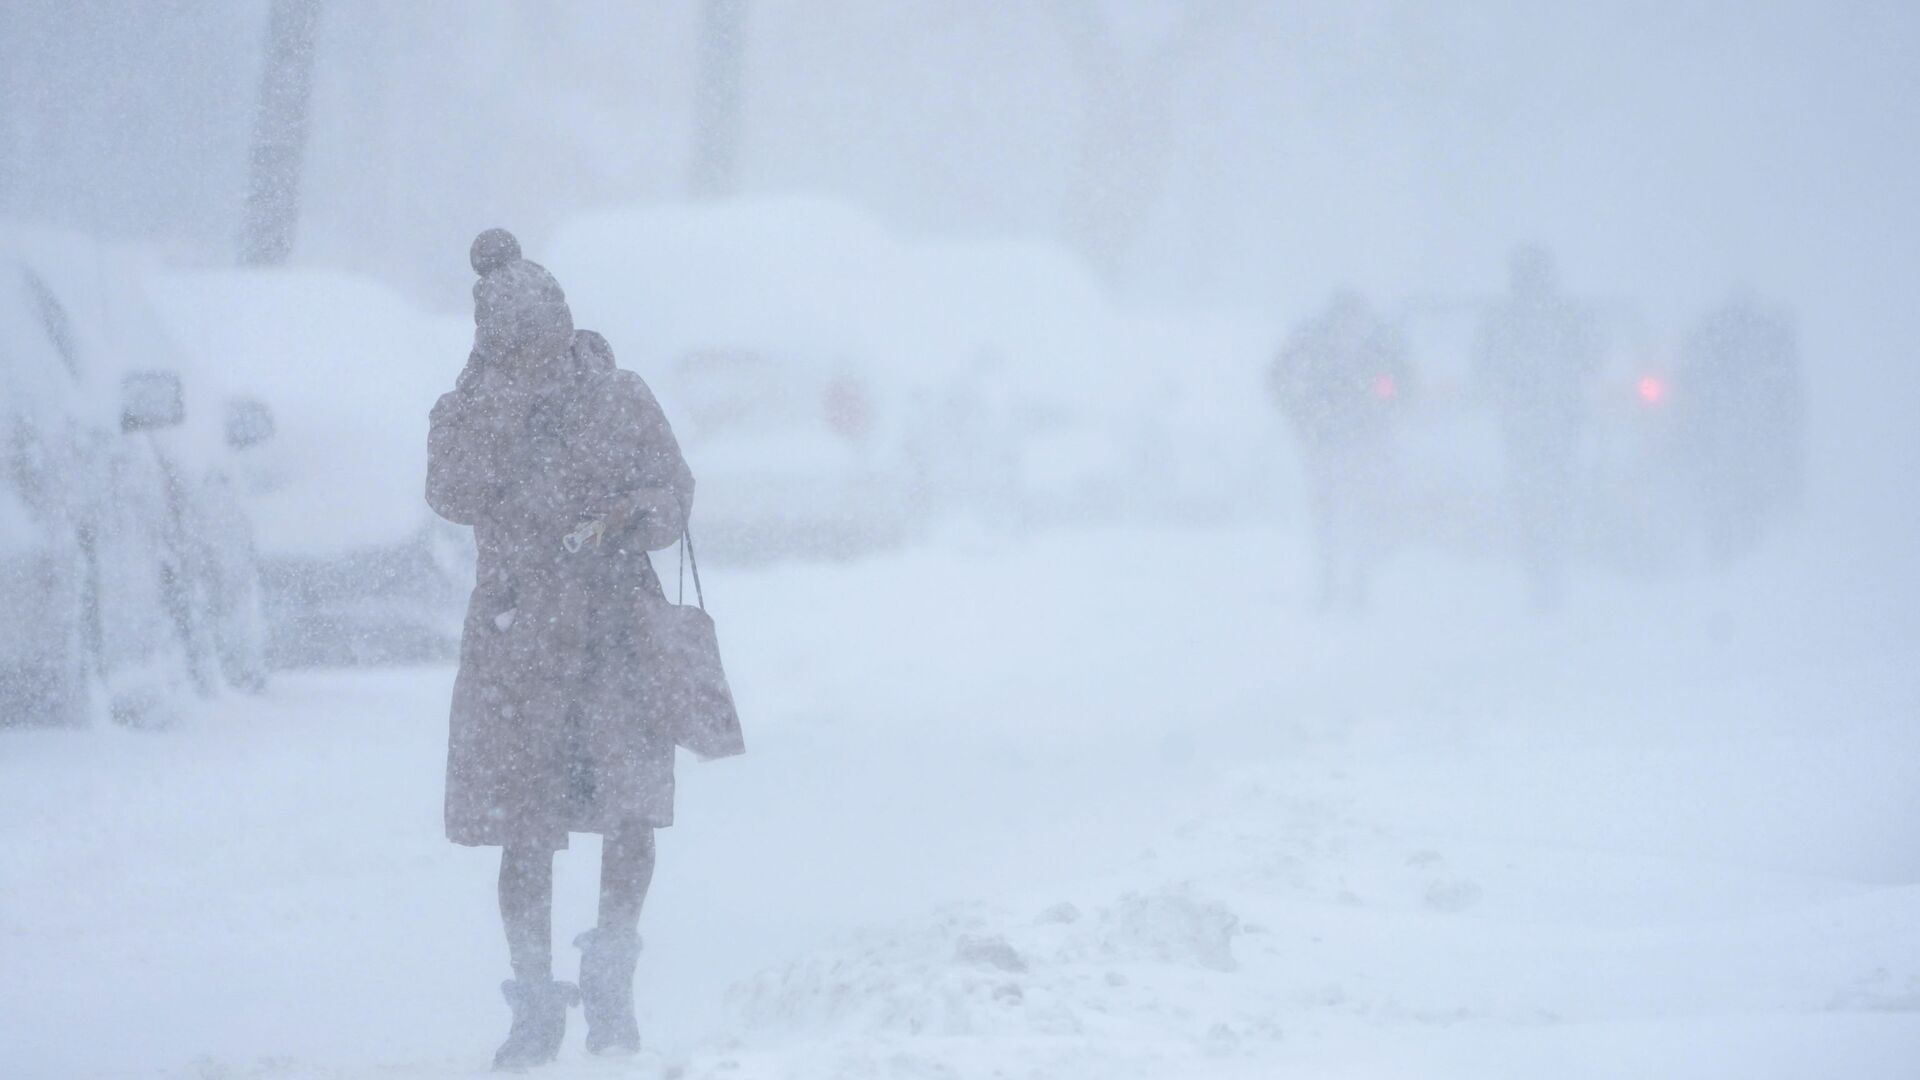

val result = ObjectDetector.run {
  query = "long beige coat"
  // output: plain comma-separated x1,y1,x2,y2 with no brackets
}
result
428,334,694,850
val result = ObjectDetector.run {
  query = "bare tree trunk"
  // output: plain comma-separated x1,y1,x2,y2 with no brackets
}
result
688,0,749,198
240,0,321,265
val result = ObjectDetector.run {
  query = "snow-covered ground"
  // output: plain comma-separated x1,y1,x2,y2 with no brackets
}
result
4,525,1918,1078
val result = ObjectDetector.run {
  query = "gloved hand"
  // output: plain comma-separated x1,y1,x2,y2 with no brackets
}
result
593,487,677,540
565,488,679,553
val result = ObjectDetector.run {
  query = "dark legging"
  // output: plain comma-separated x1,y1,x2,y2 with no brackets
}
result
499,825,656,982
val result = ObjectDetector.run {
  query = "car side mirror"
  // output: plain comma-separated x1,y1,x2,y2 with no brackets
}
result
225,397,276,449
122,371,185,432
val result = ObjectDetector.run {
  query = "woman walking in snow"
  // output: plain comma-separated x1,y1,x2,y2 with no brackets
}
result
427,229,694,1069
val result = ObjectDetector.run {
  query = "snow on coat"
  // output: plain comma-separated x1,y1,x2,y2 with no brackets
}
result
428,257,694,849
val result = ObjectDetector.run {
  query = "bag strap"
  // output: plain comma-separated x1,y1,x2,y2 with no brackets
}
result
686,529,706,611
677,527,706,611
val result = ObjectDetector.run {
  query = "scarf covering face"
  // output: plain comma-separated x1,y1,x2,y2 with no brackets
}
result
474,258,574,363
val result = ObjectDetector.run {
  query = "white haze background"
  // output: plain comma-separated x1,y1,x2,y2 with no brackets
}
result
2,2,1918,1077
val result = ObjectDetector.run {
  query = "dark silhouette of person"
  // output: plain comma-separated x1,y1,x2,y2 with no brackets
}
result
1475,246,1599,610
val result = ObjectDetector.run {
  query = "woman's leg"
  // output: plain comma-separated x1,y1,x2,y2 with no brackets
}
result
597,824,656,934
494,844,577,1068
577,823,653,1054
498,845,555,981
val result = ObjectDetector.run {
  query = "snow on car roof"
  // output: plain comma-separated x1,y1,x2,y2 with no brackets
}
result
550,197,919,380
146,268,469,558
0,221,282,480
547,197,1125,409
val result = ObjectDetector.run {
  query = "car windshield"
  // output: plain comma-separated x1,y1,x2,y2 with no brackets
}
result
22,270,80,381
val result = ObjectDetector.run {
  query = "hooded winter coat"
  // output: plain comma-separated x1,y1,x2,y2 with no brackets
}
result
428,258,694,849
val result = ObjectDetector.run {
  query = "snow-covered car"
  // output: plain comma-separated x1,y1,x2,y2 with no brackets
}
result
147,268,474,666
550,199,933,561
0,226,267,727
1576,322,1698,571
549,197,1154,549
662,347,918,561
1391,299,1697,569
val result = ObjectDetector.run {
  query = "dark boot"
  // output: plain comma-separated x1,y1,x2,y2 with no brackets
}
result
492,978,578,1071
575,928,642,1055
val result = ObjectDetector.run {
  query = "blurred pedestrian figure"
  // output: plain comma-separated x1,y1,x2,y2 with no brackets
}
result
1475,246,1599,611
428,229,696,1068
1268,290,1409,610
1677,287,1805,563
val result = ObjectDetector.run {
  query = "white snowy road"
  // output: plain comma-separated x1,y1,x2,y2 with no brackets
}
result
4,526,1918,1078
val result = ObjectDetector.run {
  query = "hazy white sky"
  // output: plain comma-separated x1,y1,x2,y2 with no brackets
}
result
3,2,1912,309
3,0,1915,539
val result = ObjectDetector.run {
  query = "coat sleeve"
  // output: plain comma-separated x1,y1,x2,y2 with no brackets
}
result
593,370,695,551
425,388,502,526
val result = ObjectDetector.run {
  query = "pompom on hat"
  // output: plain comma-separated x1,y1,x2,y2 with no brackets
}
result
470,227,522,276
467,227,572,360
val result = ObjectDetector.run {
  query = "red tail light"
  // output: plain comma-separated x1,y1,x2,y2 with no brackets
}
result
1373,374,1397,400
1636,375,1666,406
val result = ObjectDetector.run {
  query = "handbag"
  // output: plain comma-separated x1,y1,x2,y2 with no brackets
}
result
638,527,745,761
